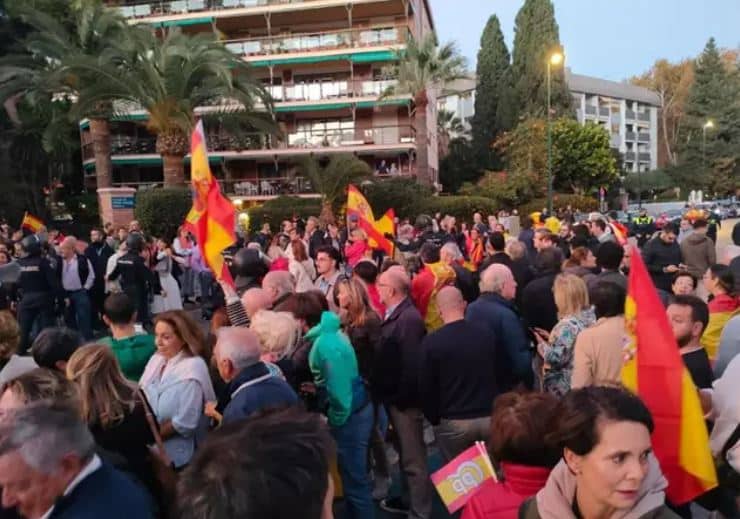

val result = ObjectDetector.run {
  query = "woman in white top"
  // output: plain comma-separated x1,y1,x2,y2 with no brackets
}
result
173,226,196,303
139,310,215,468
288,239,316,293
151,239,184,314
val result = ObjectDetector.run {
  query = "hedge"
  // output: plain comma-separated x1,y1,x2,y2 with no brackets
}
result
135,188,192,240
246,196,322,230
360,178,433,218
517,194,599,217
419,196,499,219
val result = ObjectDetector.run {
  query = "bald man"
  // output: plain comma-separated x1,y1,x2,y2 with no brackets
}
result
59,236,95,340
242,288,273,318
419,286,498,463
376,265,431,517
465,264,533,392
212,326,297,425
262,270,295,307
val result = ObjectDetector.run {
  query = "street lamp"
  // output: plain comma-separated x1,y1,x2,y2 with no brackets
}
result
546,49,564,215
702,120,714,179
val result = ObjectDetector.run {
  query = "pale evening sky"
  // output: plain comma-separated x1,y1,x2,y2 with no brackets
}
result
428,0,740,81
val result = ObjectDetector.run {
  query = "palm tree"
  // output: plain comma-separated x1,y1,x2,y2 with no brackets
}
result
381,34,466,184
292,154,371,225
437,108,466,158
0,0,129,189
67,27,274,186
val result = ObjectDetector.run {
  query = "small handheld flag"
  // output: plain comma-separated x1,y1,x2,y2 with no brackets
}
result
21,212,44,233
430,442,496,514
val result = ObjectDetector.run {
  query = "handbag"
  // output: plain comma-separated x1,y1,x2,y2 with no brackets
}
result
138,390,178,502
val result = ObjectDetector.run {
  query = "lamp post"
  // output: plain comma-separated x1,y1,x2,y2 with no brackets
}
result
546,50,564,216
702,120,714,180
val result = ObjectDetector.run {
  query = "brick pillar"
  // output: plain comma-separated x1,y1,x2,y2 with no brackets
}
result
97,187,136,228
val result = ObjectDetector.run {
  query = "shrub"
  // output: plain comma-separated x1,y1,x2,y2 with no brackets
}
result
419,196,498,220
517,194,599,217
135,188,192,240
360,178,432,218
247,196,322,230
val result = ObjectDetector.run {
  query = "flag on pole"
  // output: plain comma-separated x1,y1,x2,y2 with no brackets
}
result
430,442,496,514
20,212,44,233
184,120,236,286
622,246,717,504
608,221,629,245
346,185,395,256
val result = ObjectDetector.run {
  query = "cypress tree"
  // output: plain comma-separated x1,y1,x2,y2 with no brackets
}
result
471,15,513,170
510,0,572,120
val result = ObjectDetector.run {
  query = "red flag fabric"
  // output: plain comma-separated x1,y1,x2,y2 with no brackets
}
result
184,121,236,286
622,246,717,504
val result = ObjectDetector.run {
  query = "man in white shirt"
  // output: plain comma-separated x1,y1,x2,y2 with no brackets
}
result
59,237,95,340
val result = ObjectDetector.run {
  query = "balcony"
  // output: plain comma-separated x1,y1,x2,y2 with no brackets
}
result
585,105,597,115
598,107,609,117
637,112,651,122
116,0,327,20
224,26,406,58
625,131,636,141
626,109,636,120
638,152,651,162
265,78,397,103
637,133,650,143
624,151,636,161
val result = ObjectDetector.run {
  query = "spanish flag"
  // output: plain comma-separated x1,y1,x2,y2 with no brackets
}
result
622,246,717,504
346,185,395,256
21,212,44,233
431,442,496,513
184,121,236,285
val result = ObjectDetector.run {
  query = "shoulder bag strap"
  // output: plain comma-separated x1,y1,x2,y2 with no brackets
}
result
138,389,171,462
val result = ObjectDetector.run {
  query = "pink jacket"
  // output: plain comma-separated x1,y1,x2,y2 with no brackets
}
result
462,463,551,519
344,240,368,267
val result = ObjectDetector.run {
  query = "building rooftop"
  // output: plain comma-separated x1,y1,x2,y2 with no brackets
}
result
565,69,660,106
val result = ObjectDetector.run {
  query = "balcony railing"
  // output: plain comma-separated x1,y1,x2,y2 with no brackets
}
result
598,106,609,117
637,132,650,142
638,152,651,162
115,0,325,19
265,79,397,103
624,151,636,161
585,105,597,115
286,125,415,149
625,109,636,120
625,131,636,141
637,112,650,122
224,26,406,58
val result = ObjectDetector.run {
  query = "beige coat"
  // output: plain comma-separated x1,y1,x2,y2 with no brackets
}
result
571,316,626,389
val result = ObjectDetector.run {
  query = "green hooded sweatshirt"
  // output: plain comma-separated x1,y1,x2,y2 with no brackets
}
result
306,311,360,427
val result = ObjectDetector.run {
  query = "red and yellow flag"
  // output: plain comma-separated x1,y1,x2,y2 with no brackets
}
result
21,212,44,233
184,121,236,285
622,246,717,504
431,442,496,513
346,185,395,256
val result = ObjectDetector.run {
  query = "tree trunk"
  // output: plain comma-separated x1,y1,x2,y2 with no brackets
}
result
415,99,430,185
162,154,185,186
319,199,335,227
90,118,112,189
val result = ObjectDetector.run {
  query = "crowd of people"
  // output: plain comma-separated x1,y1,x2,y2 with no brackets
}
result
0,206,738,519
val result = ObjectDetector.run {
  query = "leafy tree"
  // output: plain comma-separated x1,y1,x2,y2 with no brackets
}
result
677,37,740,194
631,59,693,167
361,177,432,218
471,15,514,170
439,137,479,192
551,119,618,194
623,169,675,196
382,34,466,184
67,27,274,186
510,0,572,120
292,154,372,225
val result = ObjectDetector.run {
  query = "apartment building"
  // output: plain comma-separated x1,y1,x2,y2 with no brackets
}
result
566,69,660,173
85,0,438,200
437,76,476,139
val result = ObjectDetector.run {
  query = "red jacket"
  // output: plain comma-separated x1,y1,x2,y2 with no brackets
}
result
461,463,551,519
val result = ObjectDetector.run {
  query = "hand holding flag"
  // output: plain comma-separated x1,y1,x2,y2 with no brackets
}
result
431,442,496,514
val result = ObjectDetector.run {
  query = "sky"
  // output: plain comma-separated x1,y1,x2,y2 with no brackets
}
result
428,0,740,81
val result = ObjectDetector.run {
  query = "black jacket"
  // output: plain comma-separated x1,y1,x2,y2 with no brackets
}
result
521,271,559,333
450,262,479,303
420,320,498,425
375,297,426,409
85,241,114,288
17,254,60,308
308,229,328,259
346,312,383,388
642,236,682,292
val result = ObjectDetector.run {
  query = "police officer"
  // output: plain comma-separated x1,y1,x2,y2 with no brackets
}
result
107,233,156,328
17,234,60,354
631,208,655,248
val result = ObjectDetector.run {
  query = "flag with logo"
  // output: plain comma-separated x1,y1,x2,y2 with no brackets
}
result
184,120,236,286
622,246,717,504
21,212,44,233
430,442,496,513
346,184,395,256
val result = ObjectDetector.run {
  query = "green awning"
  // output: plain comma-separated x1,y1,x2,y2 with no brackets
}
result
356,99,409,108
150,17,214,27
275,102,350,113
84,155,223,171
251,50,396,67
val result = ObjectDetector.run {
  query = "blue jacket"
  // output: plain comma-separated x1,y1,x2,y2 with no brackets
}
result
222,362,298,424
49,462,153,519
465,292,533,390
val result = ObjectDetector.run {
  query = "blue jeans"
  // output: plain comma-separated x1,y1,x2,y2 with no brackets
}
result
66,290,92,340
332,402,374,519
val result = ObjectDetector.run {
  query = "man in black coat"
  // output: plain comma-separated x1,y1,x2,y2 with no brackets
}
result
375,265,431,518
521,247,563,333
440,242,478,303
84,228,114,330
642,222,682,293
0,402,154,519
